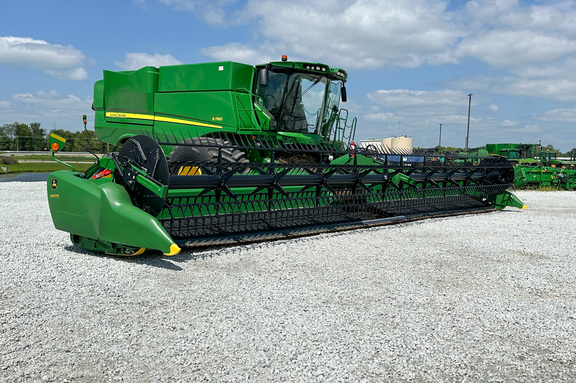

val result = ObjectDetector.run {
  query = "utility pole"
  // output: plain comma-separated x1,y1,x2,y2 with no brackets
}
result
438,123,442,147
465,93,473,151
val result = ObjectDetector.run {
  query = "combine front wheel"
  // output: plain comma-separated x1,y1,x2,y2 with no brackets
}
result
117,135,169,217
169,137,249,175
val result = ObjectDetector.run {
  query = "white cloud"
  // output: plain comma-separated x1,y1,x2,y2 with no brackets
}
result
456,30,576,69
517,124,540,133
153,0,240,26
193,0,576,103
541,107,576,123
200,43,270,65
12,90,85,106
353,87,531,147
0,90,92,131
0,36,88,80
236,0,460,69
453,1,576,101
11,90,91,122
367,89,467,114
157,0,201,12
206,0,575,75
492,76,576,102
153,0,576,99
115,52,183,70
364,112,396,122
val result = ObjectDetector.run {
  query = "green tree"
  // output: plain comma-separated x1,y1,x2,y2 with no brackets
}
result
29,122,46,150
543,144,561,156
0,123,16,150
14,123,33,151
72,130,100,152
0,122,45,151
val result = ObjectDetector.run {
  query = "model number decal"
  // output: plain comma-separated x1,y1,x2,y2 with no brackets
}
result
212,117,223,122
107,112,128,118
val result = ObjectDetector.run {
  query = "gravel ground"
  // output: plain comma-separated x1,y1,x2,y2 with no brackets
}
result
1,182,575,382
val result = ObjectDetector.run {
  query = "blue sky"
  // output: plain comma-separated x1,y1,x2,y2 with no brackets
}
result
2,0,576,151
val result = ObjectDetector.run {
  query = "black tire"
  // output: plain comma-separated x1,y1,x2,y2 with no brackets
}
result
117,135,169,217
168,137,250,175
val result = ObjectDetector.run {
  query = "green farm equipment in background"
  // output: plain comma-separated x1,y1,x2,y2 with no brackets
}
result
46,57,525,256
485,143,576,189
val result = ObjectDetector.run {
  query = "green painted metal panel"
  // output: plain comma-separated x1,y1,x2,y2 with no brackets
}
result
103,66,159,119
153,91,239,132
158,61,255,92
47,171,175,253
93,80,104,111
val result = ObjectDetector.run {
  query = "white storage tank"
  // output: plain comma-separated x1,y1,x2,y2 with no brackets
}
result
391,136,413,154
381,137,393,153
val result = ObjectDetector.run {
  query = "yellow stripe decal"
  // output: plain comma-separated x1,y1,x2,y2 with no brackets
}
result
106,112,222,129
50,132,66,142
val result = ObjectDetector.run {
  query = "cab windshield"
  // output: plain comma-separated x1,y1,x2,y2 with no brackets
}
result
258,70,342,136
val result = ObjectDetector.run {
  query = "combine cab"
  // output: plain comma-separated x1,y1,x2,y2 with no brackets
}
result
46,57,525,256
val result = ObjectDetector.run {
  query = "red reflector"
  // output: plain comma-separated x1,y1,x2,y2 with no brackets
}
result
350,141,356,157
92,169,113,180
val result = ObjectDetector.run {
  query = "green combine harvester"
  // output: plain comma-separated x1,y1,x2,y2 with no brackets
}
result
46,56,525,256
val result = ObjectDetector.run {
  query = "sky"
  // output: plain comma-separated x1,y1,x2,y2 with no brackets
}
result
2,0,576,151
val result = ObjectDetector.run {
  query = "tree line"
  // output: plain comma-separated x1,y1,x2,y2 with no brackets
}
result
0,122,109,153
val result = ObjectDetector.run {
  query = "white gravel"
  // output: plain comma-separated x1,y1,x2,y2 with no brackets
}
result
1,182,575,382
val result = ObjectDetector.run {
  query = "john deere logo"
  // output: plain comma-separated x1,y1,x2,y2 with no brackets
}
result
51,178,58,190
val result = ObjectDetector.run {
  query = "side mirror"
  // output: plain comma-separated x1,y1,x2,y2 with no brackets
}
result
258,67,269,87
341,85,347,102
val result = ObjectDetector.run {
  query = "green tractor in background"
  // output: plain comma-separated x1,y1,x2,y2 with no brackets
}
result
485,143,576,189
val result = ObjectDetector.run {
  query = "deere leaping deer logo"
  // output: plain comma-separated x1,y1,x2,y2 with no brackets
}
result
51,178,58,190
